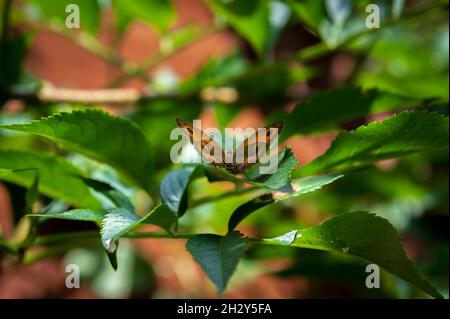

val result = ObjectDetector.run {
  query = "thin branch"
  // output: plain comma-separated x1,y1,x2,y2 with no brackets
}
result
8,85,181,105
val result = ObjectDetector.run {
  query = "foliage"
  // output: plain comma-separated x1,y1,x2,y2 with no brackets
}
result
0,0,448,298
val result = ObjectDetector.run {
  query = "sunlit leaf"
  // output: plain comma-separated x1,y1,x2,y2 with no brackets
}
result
207,0,270,56
1,109,154,193
296,111,449,176
262,212,442,298
113,0,176,33
0,150,100,209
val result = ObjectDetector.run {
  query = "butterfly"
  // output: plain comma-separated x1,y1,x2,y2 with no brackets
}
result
176,118,284,175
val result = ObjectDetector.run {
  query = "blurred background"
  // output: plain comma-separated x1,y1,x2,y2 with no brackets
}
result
0,0,448,298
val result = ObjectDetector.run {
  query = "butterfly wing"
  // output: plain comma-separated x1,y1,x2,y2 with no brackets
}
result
233,120,284,173
176,118,226,168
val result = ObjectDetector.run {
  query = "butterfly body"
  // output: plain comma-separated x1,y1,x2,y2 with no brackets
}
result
176,118,284,175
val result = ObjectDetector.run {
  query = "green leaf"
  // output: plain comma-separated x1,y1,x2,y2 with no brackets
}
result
1,109,154,193
0,150,100,209
286,0,326,32
204,147,299,190
113,0,176,33
228,194,274,232
27,0,100,33
101,208,139,254
281,86,419,138
186,231,247,293
263,212,442,298
207,0,270,56
140,204,178,233
275,173,344,200
28,209,104,222
245,147,298,189
24,171,39,213
325,0,352,24
80,177,135,213
160,166,201,217
101,204,177,269
296,111,449,177
227,173,343,231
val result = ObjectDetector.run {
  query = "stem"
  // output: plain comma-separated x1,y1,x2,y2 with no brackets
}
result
0,238,18,254
33,230,100,246
190,185,263,208
22,240,99,264
126,231,194,239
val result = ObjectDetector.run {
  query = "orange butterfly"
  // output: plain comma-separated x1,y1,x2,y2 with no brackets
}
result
176,118,284,175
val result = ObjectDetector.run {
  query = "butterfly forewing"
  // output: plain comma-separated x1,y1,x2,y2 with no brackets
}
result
176,118,226,168
175,119,284,175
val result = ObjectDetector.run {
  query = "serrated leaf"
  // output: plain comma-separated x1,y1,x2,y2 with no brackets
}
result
326,0,352,23
100,204,177,269
281,86,419,138
186,231,247,293
296,111,449,177
274,173,343,201
160,165,202,216
1,109,154,193
205,147,298,190
263,212,442,298
113,0,176,33
245,147,298,189
101,208,139,254
227,173,342,231
28,209,104,222
0,150,100,209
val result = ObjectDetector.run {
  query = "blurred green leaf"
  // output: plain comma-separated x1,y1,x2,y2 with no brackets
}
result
326,0,352,24
1,109,154,193
0,31,33,87
26,0,100,33
296,111,449,176
281,86,419,138
24,170,38,213
207,0,270,56
263,211,442,298
186,231,247,293
0,150,101,209
285,0,326,33
357,28,449,100
113,0,176,33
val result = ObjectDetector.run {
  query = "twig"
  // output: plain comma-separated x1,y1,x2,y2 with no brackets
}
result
8,85,181,105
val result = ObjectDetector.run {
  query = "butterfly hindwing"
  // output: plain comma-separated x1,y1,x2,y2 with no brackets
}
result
233,121,284,174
